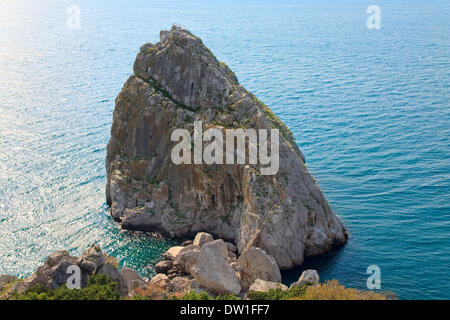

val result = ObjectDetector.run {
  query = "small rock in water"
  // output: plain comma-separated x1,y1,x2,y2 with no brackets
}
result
290,269,320,288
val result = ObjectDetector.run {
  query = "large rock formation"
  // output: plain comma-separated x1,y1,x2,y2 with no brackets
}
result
5,245,129,297
106,26,347,269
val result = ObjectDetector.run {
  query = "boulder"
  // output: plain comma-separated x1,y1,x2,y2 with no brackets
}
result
226,242,237,253
97,263,128,296
191,240,241,295
0,275,16,291
181,240,193,247
2,246,137,297
248,279,288,292
174,245,201,274
237,247,281,291
34,250,86,290
149,273,170,289
227,251,237,261
80,245,106,274
168,276,193,294
155,260,173,274
163,246,184,260
193,232,214,247
290,269,320,288
121,267,143,291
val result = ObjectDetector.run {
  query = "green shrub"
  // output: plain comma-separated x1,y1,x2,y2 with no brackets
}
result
247,285,307,300
291,280,386,300
169,290,240,300
11,274,121,300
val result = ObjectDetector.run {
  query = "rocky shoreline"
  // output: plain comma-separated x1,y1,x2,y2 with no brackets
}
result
0,232,392,300
0,233,321,299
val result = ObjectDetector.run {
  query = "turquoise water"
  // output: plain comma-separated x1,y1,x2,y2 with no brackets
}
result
0,0,449,299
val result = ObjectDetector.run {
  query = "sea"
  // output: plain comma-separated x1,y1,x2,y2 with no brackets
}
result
0,0,449,299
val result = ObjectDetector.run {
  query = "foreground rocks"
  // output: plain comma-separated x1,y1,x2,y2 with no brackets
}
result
191,240,241,295
290,269,320,288
0,235,358,300
249,279,288,292
105,26,347,269
237,247,281,291
0,245,140,298
155,232,290,297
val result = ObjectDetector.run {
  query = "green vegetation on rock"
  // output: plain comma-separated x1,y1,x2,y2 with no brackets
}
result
10,275,121,301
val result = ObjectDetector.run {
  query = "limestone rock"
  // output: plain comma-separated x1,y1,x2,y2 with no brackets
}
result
37,250,85,290
97,263,128,296
226,242,237,253
163,246,184,260
193,232,214,247
181,240,193,246
106,25,347,269
149,273,170,288
237,247,281,291
0,275,16,292
191,239,241,295
80,244,106,274
174,245,201,274
168,276,193,294
155,260,173,274
248,279,288,292
2,247,135,297
290,269,320,288
121,267,144,292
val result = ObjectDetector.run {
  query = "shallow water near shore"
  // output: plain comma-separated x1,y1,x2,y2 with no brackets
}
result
0,0,449,299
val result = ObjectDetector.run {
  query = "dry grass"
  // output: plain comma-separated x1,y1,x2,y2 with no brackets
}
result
133,284,167,300
290,280,386,300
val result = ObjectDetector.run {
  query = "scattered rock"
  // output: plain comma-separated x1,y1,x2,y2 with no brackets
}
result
226,242,237,253
290,269,320,288
174,245,201,274
121,267,143,292
155,260,173,274
0,275,16,291
191,240,241,295
237,247,281,291
193,232,214,247
248,279,288,292
149,273,170,289
80,244,106,273
168,276,193,294
97,262,128,296
181,240,193,247
35,250,85,290
163,246,184,260
227,251,237,261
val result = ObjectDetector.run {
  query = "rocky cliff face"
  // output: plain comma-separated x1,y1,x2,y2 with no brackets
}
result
106,26,347,269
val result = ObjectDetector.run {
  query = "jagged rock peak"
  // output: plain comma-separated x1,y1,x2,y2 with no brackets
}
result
106,26,348,270
133,25,239,111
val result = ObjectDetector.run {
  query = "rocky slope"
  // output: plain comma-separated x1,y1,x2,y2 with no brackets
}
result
106,26,347,269
0,238,322,299
1,239,390,300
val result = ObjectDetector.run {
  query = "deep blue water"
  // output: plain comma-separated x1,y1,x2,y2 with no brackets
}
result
0,0,449,299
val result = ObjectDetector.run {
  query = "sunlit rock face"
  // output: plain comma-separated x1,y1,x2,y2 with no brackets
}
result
105,26,347,269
